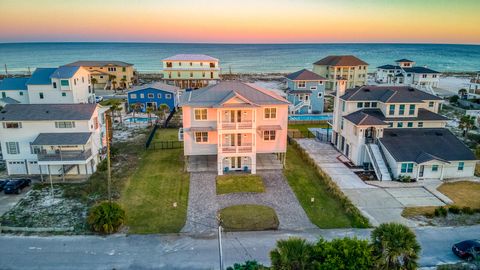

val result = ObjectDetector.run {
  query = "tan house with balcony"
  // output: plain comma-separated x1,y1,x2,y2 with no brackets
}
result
313,55,369,90
162,54,220,89
180,81,289,175
65,61,136,90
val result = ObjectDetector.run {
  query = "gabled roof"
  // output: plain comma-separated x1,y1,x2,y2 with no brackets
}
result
27,68,57,85
32,132,92,146
395,59,415,63
314,55,368,66
0,78,29,90
50,66,80,79
163,54,218,61
0,104,97,121
180,81,289,107
377,64,401,70
403,67,440,74
340,85,442,103
127,82,179,94
380,128,476,162
344,110,388,126
65,61,133,67
286,69,326,81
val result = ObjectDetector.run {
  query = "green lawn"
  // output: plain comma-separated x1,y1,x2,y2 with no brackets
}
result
219,205,279,231
120,129,189,233
154,128,179,141
284,144,366,228
288,123,329,133
216,175,265,194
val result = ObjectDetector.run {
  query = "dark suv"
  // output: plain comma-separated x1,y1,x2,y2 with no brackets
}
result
3,179,31,194
0,180,8,191
452,239,480,261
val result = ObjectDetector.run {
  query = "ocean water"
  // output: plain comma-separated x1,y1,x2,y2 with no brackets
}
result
0,43,479,74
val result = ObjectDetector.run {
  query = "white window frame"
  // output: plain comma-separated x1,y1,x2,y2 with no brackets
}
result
147,93,154,98
194,109,208,121
3,122,22,129
263,130,276,141
297,81,306,88
264,108,277,119
130,94,137,99
55,121,76,128
310,86,317,90
165,94,172,99
140,93,145,98
6,142,20,154
194,132,208,143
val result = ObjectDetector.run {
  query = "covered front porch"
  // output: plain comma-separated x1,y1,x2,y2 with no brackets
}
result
186,154,284,174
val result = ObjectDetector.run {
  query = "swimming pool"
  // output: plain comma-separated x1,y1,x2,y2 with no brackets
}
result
124,117,158,123
288,114,332,121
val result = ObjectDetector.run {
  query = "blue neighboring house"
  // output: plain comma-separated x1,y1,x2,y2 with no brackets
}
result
285,69,327,114
127,82,179,112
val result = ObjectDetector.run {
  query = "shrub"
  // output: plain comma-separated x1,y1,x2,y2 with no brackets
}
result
449,205,461,214
461,207,475,215
397,175,415,183
449,95,460,103
226,261,268,270
312,237,373,270
435,206,448,217
87,201,125,234
371,223,421,270
270,237,313,270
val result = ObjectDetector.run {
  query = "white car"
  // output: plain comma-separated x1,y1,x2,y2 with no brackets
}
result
95,96,104,103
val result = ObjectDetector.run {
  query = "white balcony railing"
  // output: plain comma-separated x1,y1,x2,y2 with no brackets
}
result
220,121,253,130
220,143,253,153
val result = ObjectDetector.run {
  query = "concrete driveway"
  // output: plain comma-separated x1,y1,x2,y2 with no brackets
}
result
0,187,30,216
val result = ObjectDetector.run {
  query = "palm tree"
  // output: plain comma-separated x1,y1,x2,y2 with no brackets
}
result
371,223,421,270
270,237,313,270
108,75,117,91
120,77,127,90
129,103,141,119
459,115,475,137
458,88,468,99
146,106,153,126
91,77,97,91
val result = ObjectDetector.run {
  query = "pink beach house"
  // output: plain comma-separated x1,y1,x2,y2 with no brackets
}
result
180,81,289,175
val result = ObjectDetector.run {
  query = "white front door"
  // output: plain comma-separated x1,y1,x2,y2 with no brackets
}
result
230,157,242,170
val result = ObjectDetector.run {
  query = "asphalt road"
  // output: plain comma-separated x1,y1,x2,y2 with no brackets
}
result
0,225,478,270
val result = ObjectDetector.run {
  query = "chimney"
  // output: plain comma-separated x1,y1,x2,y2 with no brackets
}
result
336,78,347,97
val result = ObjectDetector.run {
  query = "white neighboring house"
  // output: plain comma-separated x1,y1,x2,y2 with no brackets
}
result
467,71,480,98
26,66,95,104
162,54,220,89
0,78,30,106
331,80,476,181
375,59,441,91
180,81,289,175
0,104,108,178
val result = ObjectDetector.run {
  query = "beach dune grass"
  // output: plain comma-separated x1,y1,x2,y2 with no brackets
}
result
219,205,279,231
216,175,265,195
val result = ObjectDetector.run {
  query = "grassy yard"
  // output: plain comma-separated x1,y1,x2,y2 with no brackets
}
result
216,175,265,195
288,123,329,134
219,204,279,231
120,128,189,234
284,144,368,228
403,181,480,218
154,127,179,141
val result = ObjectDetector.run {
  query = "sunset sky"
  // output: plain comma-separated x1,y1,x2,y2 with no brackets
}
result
0,0,479,44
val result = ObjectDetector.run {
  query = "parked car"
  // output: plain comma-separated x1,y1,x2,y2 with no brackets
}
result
95,96,104,103
452,239,480,260
0,180,8,191
3,178,31,194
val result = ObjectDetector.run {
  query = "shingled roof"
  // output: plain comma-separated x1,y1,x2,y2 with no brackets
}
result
0,104,97,121
180,81,288,107
343,110,388,126
340,85,442,103
395,59,415,63
163,54,218,61
403,66,440,74
357,108,449,122
65,61,133,67
380,128,476,163
314,55,368,66
285,69,326,81
32,132,92,146
0,78,29,90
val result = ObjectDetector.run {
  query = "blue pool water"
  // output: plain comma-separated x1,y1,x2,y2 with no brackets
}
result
124,117,157,123
288,115,332,121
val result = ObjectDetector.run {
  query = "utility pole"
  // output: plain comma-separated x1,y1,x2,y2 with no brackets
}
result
217,214,224,270
4,64,8,77
105,111,112,202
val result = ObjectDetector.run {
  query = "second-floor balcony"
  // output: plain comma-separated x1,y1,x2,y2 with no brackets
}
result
471,78,480,84
37,149,93,162
220,143,253,153
221,121,253,130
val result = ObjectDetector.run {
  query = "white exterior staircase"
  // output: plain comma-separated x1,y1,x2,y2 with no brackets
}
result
366,144,392,181
290,100,310,113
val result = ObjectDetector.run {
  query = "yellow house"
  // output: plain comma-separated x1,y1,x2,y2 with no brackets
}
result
162,54,220,89
312,55,369,90
65,61,136,90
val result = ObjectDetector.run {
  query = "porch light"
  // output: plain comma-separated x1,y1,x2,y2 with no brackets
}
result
311,197,315,203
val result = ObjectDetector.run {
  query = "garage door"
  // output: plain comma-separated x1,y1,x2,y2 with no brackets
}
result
7,161,27,175
28,161,41,174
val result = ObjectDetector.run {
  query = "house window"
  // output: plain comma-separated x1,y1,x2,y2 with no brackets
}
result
389,104,395,115
39,92,44,99
177,72,181,77
202,72,205,77
190,72,193,78
418,122,424,128
157,93,162,98
210,62,215,68
371,102,377,107
397,122,403,128
422,74,427,78
130,94,137,99
166,62,172,68
147,93,154,98
60,80,69,86
264,108,277,119
55,121,75,128
82,77,85,83
3,122,22,128
190,62,193,66
62,92,66,97
194,109,208,120
194,132,208,143
432,165,438,172
310,86,317,90
263,130,276,141
429,101,434,108
399,104,405,115
341,101,345,112
6,142,20,154
53,82,57,88
407,122,413,127
340,118,344,130
401,163,414,173
20,91,24,96
409,104,415,115
433,74,437,78
122,67,126,72
123,75,126,80
318,93,322,98
388,122,393,128
166,94,172,99
458,162,464,171
364,102,371,108
357,102,363,108
298,81,306,88
140,94,144,98
93,117,99,129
